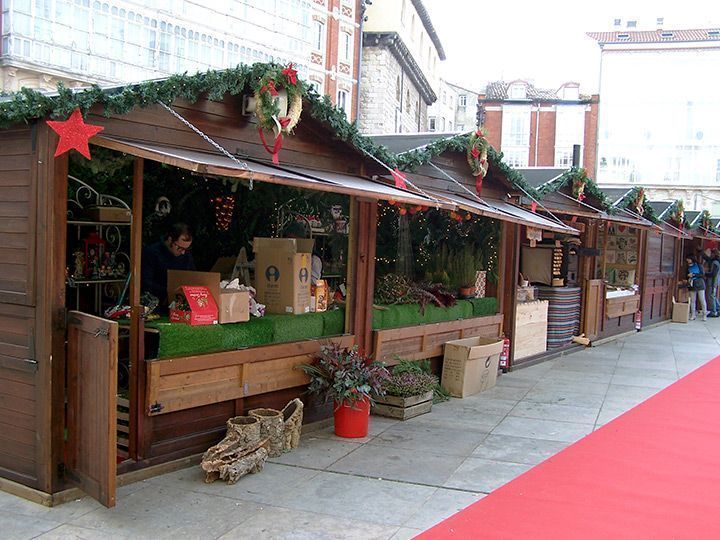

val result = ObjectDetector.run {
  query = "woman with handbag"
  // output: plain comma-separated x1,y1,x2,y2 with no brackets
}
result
686,255,707,321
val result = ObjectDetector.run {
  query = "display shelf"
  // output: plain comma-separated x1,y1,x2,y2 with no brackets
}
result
67,278,127,287
67,220,132,226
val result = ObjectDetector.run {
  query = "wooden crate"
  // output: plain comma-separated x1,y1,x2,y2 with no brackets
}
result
372,391,433,420
372,314,503,365
513,301,548,360
606,294,640,319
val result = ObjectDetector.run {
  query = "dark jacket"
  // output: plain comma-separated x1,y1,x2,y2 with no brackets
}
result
141,240,195,306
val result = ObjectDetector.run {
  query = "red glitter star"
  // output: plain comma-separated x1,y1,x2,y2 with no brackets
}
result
46,108,104,160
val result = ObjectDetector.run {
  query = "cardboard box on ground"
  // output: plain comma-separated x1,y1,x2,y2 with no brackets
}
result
672,296,690,324
168,270,249,325
441,336,504,397
253,237,313,315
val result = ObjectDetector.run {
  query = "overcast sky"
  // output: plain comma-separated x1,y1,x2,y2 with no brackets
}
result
424,0,719,93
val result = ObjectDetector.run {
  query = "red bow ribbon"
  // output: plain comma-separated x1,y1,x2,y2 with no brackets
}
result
531,201,538,213
476,176,483,196
282,63,298,86
391,168,407,190
279,117,291,129
257,128,283,165
261,80,279,96
471,146,480,159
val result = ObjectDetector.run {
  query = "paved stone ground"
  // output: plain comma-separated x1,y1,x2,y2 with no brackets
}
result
3,319,719,539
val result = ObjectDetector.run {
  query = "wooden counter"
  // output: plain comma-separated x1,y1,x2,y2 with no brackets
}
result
605,294,640,319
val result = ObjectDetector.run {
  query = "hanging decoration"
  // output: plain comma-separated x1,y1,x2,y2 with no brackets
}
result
669,199,685,228
46,108,104,160
391,168,408,190
632,187,646,215
466,129,489,196
212,195,236,232
571,168,588,202
255,63,303,165
700,209,713,231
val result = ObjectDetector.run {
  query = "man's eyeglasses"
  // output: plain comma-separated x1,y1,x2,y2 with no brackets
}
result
172,241,191,254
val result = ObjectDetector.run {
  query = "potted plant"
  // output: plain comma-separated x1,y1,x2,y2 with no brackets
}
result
299,343,389,438
451,245,481,298
373,364,439,420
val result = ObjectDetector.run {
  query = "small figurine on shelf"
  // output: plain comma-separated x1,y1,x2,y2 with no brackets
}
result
90,250,100,279
108,252,118,277
72,250,85,279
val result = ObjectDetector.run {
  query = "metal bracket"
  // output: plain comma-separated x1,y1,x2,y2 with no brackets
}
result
149,402,164,414
93,327,109,339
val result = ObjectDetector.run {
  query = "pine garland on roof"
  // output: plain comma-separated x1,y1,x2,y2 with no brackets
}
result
393,133,541,199
0,62,397,166
539,166,615,212
616,186,659,223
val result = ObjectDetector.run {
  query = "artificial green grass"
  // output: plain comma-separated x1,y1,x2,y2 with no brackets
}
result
372,298,498,330
147,307,346,358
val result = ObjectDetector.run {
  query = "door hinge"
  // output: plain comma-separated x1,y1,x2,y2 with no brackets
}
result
93,327,110,339
149,402,164,414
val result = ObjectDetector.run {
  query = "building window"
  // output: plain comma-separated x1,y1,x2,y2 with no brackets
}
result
396,76,401,102
337,90,349,118
415,99,420,124
429,117,436,131
457,124,465,132
309,79,324,96
440,117,446,131
401,0,407,25
504,148,528,167
508,83,526,100
442,90,447,104
448,120,453,131
406,89,411,113
342,32,351,61
313,20,324,51
458,95,467,108
716,159,720,182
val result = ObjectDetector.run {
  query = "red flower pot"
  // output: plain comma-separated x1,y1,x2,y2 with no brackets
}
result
333,397,370,438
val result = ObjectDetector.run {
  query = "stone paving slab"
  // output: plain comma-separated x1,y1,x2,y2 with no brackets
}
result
3,319,720,540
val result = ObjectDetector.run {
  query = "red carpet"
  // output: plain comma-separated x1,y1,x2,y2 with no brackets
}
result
418,356,720,539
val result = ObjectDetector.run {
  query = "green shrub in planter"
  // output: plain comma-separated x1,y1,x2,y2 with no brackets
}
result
382,371,438,398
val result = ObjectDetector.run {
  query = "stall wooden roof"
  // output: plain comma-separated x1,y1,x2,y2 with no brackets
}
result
93,136,451,208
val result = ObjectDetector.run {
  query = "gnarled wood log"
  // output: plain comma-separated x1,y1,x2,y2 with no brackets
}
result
281,398,304,452
222,447,269,485
249,408,284,458
201,415,268,484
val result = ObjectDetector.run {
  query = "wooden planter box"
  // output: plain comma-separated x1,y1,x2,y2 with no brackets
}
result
372,390,433,420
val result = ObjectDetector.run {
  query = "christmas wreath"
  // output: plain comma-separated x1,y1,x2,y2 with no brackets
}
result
467,129,489,195
571,169,588,202
700,209,713,231
254,63,303,164
669,200,685,226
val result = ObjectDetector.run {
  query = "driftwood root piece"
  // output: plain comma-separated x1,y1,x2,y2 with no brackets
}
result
249,408,284,458
223,447,269,485
201,415,267,484
281,398,304,452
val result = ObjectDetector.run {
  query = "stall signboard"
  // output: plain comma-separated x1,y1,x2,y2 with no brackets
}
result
169,285,219,326
167,270,249,324
253,237,313,315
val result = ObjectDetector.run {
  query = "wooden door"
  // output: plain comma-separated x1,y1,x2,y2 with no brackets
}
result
583,279,603,341
66,311,117,508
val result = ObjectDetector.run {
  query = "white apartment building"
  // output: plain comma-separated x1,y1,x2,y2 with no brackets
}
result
588,27,720,211
0,0,360,118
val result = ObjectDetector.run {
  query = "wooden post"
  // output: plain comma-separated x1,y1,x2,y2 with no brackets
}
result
351,200,377,356
498,221,519,368
129,157,147,459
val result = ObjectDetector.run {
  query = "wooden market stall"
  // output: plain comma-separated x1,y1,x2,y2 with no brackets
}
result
519,169,655,347
0,65,452,506
369,134,577,370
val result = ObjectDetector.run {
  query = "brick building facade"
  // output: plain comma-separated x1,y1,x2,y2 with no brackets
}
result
479,80,598,175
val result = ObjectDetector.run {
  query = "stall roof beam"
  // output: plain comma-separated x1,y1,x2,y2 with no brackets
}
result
92,136,451,208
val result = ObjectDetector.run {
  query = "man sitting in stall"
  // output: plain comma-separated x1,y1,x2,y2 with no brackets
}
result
141,222,196,312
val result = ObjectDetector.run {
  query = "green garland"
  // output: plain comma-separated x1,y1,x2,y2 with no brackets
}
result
667,199,685,226
699,209,714,232
540,166,614,212
466,129,489,177
394,133,541,199
616,186,659,223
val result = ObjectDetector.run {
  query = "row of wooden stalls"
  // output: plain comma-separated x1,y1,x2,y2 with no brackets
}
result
0,66,710,508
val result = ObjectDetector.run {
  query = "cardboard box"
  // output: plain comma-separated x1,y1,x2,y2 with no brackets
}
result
441,336,504,398
169,285,218,326
167,270,249,324
86,206,131,222
253,238,313,315
672,297,690,324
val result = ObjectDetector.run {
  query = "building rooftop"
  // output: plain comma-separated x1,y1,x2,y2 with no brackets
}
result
587,28,720,45
368,132,461,154
410,0,447,60
516,168,567,188
483,81,592,102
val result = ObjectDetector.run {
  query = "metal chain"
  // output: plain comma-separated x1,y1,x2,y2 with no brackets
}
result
358,148,442,206
159,101,254,189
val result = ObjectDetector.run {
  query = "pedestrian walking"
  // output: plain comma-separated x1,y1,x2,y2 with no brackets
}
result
686,255,707,321
703,248,720,317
